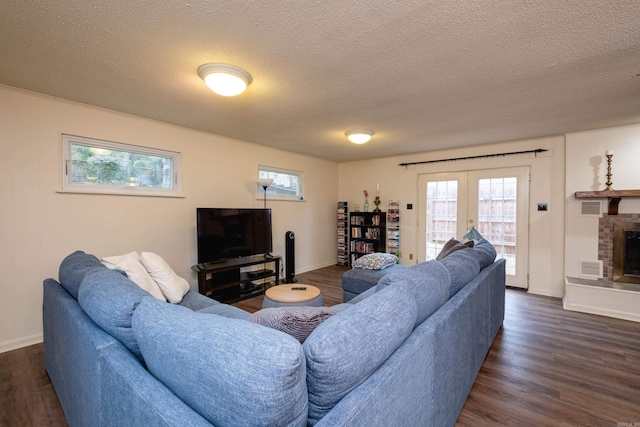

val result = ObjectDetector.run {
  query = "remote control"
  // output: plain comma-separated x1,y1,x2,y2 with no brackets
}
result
291,287,307,290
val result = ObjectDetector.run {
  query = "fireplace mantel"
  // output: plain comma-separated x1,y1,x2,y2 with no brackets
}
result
575,189,640,215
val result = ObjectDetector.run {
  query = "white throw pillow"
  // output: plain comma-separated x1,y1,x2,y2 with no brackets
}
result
101,252,167,302
101,251,140,270
140,252,190,304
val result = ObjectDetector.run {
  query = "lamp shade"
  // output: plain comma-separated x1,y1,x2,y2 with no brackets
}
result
198,63,253,96
345,129,375,144
257,178,273,188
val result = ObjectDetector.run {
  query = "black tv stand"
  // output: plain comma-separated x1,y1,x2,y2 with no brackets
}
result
191,254,281,303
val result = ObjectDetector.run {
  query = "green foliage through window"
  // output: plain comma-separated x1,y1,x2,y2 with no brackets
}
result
258,165,304,201
62,135,181,197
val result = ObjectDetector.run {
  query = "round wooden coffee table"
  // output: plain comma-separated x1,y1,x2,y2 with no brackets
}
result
262,284,324,308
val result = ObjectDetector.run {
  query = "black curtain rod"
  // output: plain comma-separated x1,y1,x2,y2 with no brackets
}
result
399,148,548,168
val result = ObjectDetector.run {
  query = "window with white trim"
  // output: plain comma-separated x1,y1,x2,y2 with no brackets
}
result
258,165,304,201
61,134,182,197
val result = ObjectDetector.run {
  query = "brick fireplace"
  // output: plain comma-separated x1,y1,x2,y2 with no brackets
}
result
565,212,640,322
599,213,640,284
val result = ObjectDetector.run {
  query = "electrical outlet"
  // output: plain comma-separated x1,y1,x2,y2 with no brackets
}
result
409,253,413,260
538,203,548,211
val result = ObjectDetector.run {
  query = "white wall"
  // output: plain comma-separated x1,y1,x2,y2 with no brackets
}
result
0,86,339,352
338,136,566,298
564,123,640,278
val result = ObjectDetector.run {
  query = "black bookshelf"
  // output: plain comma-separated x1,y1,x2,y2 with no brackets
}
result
349,211,386,266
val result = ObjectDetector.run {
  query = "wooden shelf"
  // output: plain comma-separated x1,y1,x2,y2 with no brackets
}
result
575,189,640,215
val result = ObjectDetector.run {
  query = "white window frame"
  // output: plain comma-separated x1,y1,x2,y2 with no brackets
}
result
257,165,305,202
60,134,183,197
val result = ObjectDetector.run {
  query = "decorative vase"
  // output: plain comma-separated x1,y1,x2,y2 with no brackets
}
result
364,197,369,212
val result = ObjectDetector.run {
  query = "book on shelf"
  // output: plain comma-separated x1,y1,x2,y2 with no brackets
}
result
386,200,399,256
350,241,375,253
365,227,380,239
337,201,349,266
351,216,365,225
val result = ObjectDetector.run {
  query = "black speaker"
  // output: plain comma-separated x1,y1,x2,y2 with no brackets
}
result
285,230,297,283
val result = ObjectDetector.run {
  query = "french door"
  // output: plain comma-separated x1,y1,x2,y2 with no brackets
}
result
418,167,530,289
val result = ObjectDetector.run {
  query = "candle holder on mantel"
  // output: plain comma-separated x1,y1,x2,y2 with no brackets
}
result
373,196,381,212
604,150,614,191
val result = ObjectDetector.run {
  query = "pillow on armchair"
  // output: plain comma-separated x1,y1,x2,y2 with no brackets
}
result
436,238,474,260
353,253,398,270
249,306,337,343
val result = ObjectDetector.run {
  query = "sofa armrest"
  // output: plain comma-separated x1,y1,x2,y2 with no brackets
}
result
43,278,117,426
99,344,211,426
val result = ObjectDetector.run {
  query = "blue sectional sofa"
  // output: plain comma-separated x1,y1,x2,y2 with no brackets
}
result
43,243,505,427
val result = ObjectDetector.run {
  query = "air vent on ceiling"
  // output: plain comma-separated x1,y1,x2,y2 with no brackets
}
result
580,201,601,216
579,259,603,278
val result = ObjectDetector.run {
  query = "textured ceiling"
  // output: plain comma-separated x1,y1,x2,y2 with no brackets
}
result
1,1,639,162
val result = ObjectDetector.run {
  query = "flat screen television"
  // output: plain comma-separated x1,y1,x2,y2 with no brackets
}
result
197,208,272,264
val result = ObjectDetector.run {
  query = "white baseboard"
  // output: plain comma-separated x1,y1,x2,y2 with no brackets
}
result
563,299,640,323
0,333,43,354
527,288,563,298
296,261,339,275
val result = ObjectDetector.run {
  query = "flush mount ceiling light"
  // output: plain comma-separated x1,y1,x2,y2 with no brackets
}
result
198,63,253,96
345,129,375,144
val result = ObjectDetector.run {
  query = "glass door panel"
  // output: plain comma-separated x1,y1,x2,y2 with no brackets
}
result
418,173,468,262
419,167,529,288
469,167,529,288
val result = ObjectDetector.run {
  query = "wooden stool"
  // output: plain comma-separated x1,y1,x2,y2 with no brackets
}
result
262,284,324,308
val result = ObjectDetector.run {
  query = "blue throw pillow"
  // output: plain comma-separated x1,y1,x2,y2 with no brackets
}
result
132,298,308,427
304,282,416,425
58,250,106,300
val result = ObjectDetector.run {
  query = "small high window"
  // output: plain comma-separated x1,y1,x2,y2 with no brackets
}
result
258,165,304,201
61,134,182,197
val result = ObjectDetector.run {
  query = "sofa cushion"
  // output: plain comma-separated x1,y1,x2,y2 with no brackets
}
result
249,306,337,343
304,282,417,425
470,239,497,269
352,252,398,270
438,249,480,297
436,238,474,260
376,260,451,326
58,250,107,300
78,268,150,361
341,264,408,299
140,252,190,303
197,302,251,320
178,290,217,311
132,298,308,427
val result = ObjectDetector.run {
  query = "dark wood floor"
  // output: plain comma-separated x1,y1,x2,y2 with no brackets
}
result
2,265,639,426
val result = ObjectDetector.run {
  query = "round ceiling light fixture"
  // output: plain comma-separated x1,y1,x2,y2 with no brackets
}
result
345,128,375,144
198,63,253,96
